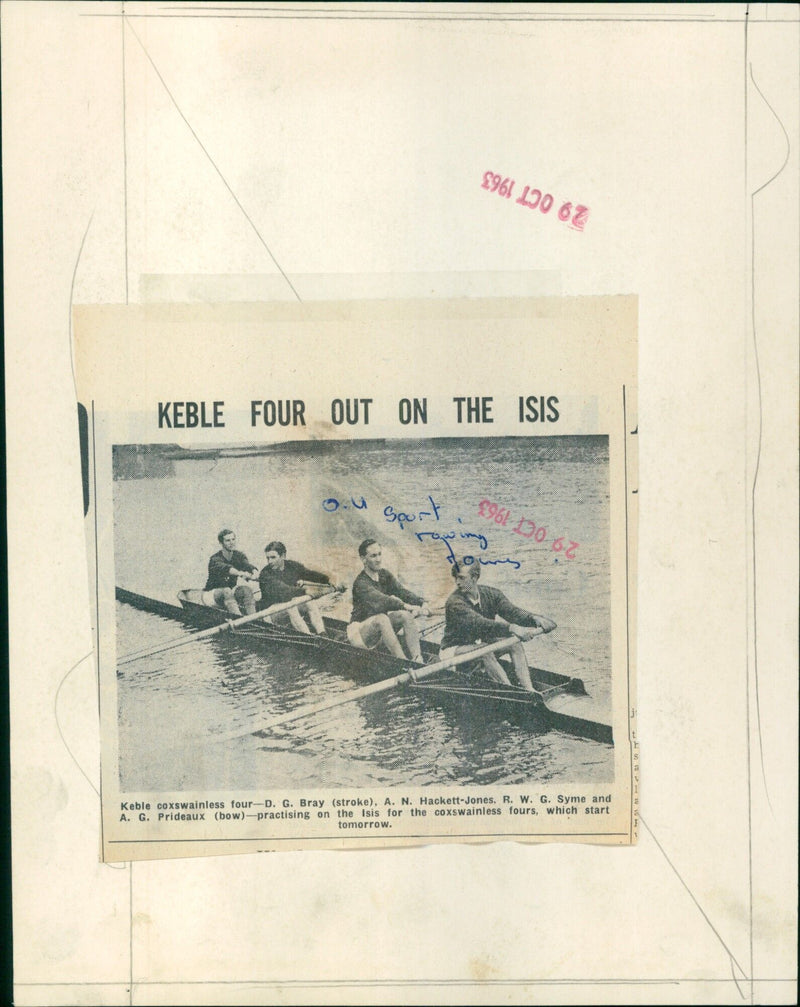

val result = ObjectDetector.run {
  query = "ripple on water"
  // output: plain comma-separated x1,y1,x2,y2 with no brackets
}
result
115,437,614,790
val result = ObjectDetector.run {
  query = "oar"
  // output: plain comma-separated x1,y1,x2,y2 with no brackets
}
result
117,593,318,666
297,580,343,598
209,634,536,743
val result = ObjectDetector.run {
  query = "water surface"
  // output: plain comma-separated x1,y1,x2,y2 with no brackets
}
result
115,436,613,790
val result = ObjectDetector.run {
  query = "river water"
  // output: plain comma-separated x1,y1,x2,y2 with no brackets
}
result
114,436,613,790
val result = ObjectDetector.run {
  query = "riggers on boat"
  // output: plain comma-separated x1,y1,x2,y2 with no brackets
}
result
115,586,613,745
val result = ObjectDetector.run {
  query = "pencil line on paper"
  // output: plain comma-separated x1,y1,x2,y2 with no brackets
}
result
72,268,131,875
640,817,749,986
749,67,791,197
107,832,631,844
122,3,129,304
129,862,134,1005
14,979,799,988
731,957,747,1001
742,13,753,1002
53,652,97,794
123,15,302,302
622,385,633,844
162,5,716,17
747,62,791,818
91,400,112,864
156,7,715,20
52,641,125,872
82,14,787,24
742,20,794,999
68,213,95,394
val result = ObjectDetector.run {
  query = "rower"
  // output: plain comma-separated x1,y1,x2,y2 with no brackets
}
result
347,539,430,663
258,541,344,635
203,529,259,616
440,560,556,691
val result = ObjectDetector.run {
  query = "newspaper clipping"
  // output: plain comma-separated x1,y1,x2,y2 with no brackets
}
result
76,296,637,861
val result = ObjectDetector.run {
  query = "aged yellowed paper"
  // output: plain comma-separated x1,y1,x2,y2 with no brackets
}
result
5,2,797,1004
76,296,637,860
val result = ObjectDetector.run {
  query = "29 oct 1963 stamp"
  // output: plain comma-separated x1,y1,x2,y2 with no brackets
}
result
75,296,637,861
481,170,590,230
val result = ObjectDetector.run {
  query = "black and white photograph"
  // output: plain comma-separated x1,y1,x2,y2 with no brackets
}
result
114,436,614,795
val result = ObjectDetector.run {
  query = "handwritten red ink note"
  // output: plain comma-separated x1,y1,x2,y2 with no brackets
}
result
477,499,580,558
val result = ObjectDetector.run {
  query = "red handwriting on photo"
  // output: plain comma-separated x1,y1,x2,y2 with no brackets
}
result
481,171,589,231
477,499,580,558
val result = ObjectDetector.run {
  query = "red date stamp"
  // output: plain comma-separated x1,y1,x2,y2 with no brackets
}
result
477,499,580,558
481,171,589,231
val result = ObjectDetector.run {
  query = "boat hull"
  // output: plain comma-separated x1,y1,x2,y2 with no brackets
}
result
115,586,612,744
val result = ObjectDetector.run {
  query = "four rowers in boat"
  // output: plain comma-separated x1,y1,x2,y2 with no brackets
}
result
203,531,555,683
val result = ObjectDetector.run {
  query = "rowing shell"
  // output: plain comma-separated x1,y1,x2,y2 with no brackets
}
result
115,586,613,745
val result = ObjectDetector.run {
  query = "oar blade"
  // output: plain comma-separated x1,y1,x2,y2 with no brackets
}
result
117,592,318,665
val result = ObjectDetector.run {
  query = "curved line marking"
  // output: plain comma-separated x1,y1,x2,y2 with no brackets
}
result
748,64,791,815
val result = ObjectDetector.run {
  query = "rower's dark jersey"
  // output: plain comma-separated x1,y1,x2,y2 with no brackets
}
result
204,549,257,591
350,569,423,624
258,560,330,608
441,585,539,648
